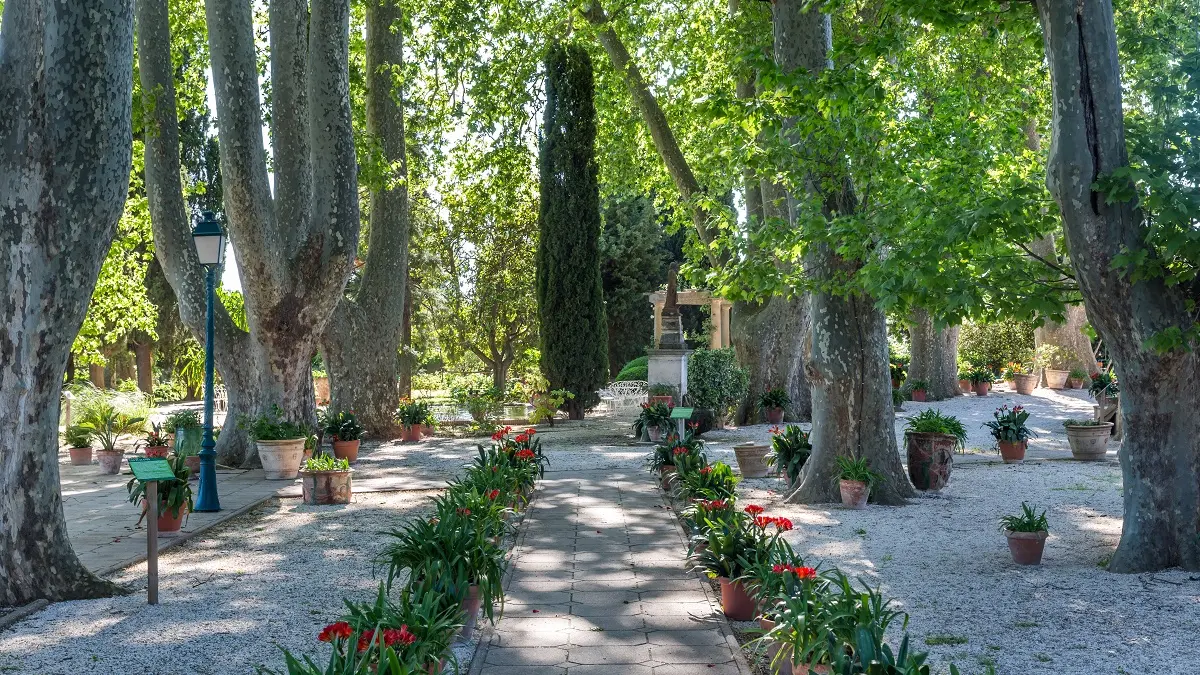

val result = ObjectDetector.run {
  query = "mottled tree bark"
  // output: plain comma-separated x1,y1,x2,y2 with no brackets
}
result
907,309,960,400
732,297,811,423
773,0,912,505
133,342,154,395
321,0,409,437
1035,0,1200,571
0,0,134,604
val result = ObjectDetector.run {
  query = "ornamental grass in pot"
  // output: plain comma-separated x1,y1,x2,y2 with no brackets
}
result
903,410,966,491
241,405,309,480
633,400,672,442
759,388,791,425
984,405,1035,463
906,379,928,402
299,453,353,505
81,403,144,475
1062,419,1114,461
766,425,811,489
127,454,193,534
1001,502,1049,565
63,424,93,466
835,456,881,509
322,409,364,461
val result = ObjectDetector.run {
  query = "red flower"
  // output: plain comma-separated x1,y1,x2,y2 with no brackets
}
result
703,499,728,510
487,489,501,500
699,466,713,475
687,422,699,430
457,507,471,516
515,433,529,443
318,621,353,642
515,449,536,460
795,566,817,579
744,504,764,516
383,625,416,646
525,428,537,436
772,564,787,573
769,425,782,435
773,517,793,532
673,447,690,456
754,515,772,529
357,629,376,652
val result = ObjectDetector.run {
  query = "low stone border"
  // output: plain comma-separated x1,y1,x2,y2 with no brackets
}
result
0,600,49,632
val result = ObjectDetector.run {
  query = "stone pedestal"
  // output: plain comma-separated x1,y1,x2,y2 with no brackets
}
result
648,349,691,399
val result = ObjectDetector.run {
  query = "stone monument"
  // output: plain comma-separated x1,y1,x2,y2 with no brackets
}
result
647,263,691,398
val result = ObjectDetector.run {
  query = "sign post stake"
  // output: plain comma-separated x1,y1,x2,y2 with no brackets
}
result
147,480,158,605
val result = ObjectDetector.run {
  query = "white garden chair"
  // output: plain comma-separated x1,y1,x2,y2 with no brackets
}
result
599,380,648,414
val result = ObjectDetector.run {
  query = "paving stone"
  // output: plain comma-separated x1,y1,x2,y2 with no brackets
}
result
565,644,653,665
484,646,567,666
569,600,644,617
653,663,741,675
567,629,649,646
567,665,653,675
649,644,737,663
474,667,565,675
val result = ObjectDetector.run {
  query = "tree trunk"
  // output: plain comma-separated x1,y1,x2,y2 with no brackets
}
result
133,342,154,395
89,364,106,389
767,1,913,505
321,0,409,438
1035,0,1200,571
731,297,811,423
398,280,413,399
0,0,134,604
907,309,960,400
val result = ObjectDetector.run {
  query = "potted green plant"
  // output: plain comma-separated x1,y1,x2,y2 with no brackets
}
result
689,506,791,620
80,403,144,475
835,456,880,509
903,410,966,491
967,367,992,396
63,424,93,466
165,409,202,457
1000,502,1049,565
905,379,929,402
1036,344,1071,389
1004,356,1037,395
127,454,193,534
240,405,309,480
1088,371,1119,405
395,400,430,442
647,382,677,407
1067,367,1088,389
1062,419,1114,461
633,400,672,442
889,358,908,388
142,423,170,458
298,452,353,505
956,366,972,394
674,461,740,502
983,405,1035,463
766,424,811,489
686,347,749,428
322,409,364,461
759,388,790,425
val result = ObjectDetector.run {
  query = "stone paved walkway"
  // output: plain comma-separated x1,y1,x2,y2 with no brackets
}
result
471,470,749,675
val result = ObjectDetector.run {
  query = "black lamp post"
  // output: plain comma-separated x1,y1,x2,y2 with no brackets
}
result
191,211,225,512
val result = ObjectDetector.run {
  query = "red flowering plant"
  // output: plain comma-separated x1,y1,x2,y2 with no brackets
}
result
740,538,826,624
674,460,738,502
647,428,706,475
433,481,513,540
681,497,738,545
687,504,790,582
483,427,548,483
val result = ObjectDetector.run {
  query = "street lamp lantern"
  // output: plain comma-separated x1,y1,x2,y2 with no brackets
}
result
192,211,224,512
191,211,226,267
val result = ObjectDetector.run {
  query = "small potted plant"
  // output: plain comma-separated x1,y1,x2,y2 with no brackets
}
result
127,454,193,534
142,423,171,458
688,506,791,620
835,456,880,509
957,366,972,394
1036,344,1071,389
967,367,992,396
1005,357,1037,395
166,409,203,457
633,400,672,442
298,452,353,505
81,404,144,475
322,409,364,461
889,358,907,388
240,405,309,480
395,400,429,442
1062,419,1114,461
765,424,811,489
906,379,929,402
759,388,790,425
63,424,93,466
1088,371,1119,405
1000,502,1049,565
647,383,677,407
903,409,966,491
983,405,1035,463
1067,367,1088,389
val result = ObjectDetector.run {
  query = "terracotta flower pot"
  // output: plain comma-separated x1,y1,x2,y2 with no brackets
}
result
733,442,770,478
958,379,971,394
1068,377,1084,389
145,445,170,458
1012,373,1037,395
1005,530,1047,565
718,577,755,620
1043,368,1069,389
157,505,187,534
96,449,123,475
839,479,869,509
997,440,1027,463
973,381,990,396
905,432,955,491
765,406,785,425
332,439,360,462
403,425,421,443
460,584,483,640
1065,423,1113,461
299,469,353,505
910,389,926,402
256,438,306,480
659,464,677,488
183,454,201,480
649,395,673,407
421,424,434,437
68,446,93,466
891,378,899,389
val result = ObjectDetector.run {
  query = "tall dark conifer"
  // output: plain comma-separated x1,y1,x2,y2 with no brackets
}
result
537,41,608,419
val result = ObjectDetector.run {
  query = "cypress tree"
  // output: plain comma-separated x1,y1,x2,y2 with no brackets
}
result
537,41,609,419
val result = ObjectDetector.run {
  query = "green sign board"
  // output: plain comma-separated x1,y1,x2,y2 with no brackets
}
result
669,407,695,420
127,458,177,483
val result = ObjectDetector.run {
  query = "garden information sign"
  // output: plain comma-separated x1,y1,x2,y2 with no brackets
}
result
127,457,176,605
670,407,694,437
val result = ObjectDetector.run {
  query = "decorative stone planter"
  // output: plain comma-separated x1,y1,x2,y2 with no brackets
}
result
96,449,123,474
1044,368,1069,389
998,440,1027,463
718,577,755,620
648,426,663,443
257,438,306,480
905,432,955,491
839,479,869,509
733,442,770,478
764,406,785,425
68,446,93,466
299,468,353,505
332,439,360,462
1065,423,1113,460
173,426,202,457
1005,530,1047,565
1012,373,1037,395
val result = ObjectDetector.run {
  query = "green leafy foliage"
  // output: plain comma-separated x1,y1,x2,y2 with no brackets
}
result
239,406,309,441
687,348,749,418
321,410,365,442
600,197,670,375
903,410,967,450
615,356,649,382
983,405,1035,444
835,457,882,486
126,454,193,519
303,454,351,472
1000,502,1049,534
958,320,1036,374
758,388,791,410
767,425,812,487
62,425,93,449
79,403,145,453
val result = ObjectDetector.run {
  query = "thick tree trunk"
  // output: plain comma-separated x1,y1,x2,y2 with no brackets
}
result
398,281,413,399
133,342,154,395
321,0,409,438
1029,234,1094,379
731,297,811,423
89,364,106,389
1036,0,1200,571
0,0,134,604
907,309,960,400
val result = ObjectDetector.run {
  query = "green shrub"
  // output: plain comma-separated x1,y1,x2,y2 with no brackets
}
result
959,320,1035,373
687,348,748,417
616,356,649,382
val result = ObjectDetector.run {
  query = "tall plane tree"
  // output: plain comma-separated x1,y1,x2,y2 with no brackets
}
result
538,41,609,418
0,0,134,603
